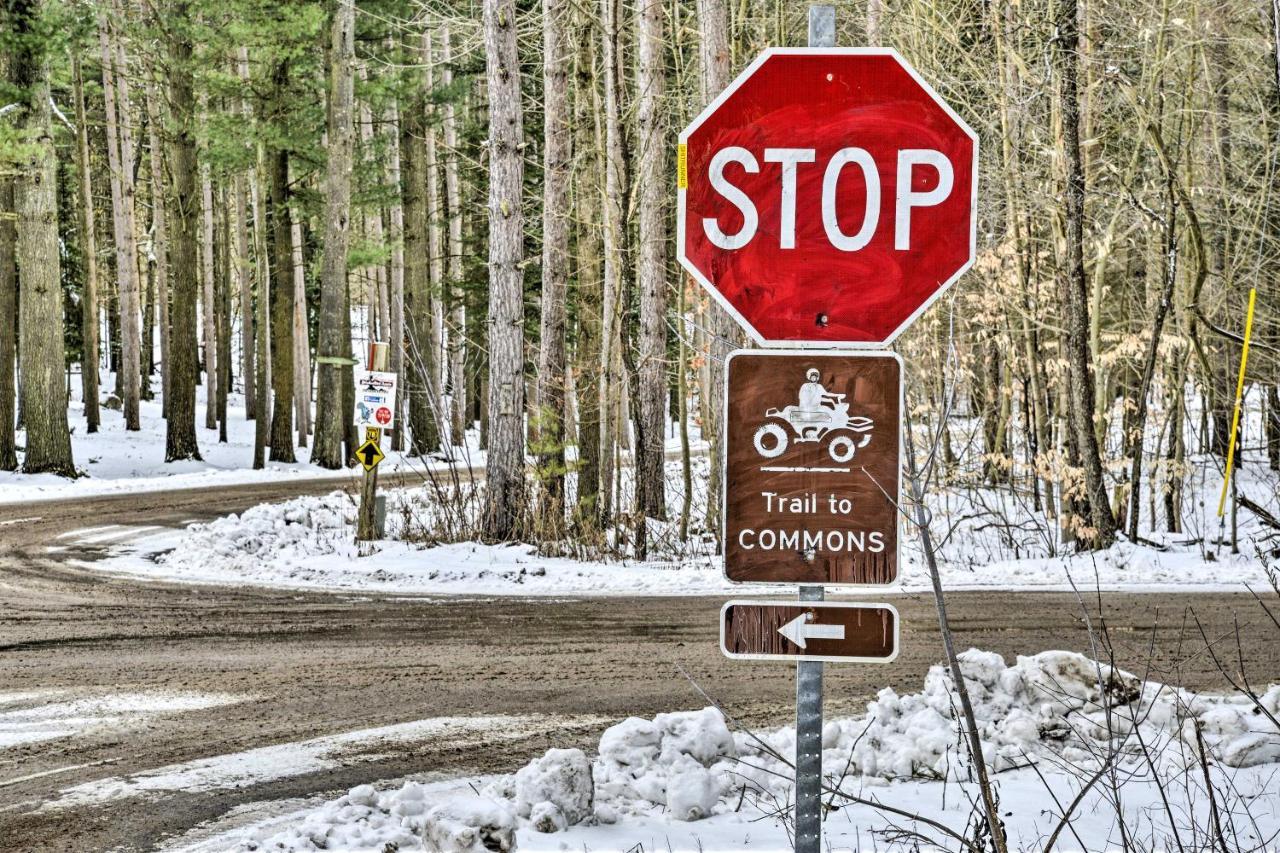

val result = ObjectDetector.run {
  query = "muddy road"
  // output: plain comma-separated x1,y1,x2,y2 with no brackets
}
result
0,481,1276,851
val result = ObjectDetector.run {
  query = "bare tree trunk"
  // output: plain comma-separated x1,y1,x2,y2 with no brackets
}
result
635,0,668,524
200,149,219,431
290,210,310,445
0,175,16,472
13,0,74,475
165,0,201,462
252,145,271,468
599,0,628,525
536,0,571,515
267,57,296,463
403,33,441,457
424,51,446,417
573,32,603,526
481,0,527,541
441,26,467,447
72,55,101,434
144,78,170,420
217,182,231,443
386,94,406,451
696,0,737,542
313,0,355,469
99,9,142,430
234,48,254,421
1055,0,1115,548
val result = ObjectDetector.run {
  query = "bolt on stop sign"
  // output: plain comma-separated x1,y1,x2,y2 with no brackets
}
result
678,49,978,346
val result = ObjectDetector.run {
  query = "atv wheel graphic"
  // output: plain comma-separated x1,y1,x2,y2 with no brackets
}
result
753,423,788,458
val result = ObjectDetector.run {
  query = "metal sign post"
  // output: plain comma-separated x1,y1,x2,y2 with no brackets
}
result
797,13,831,853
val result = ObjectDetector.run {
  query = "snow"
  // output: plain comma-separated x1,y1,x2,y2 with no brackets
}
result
87,453,1280,595
169,649,1280,853
40,714,605,813
0,689,243,750
0,373,481,506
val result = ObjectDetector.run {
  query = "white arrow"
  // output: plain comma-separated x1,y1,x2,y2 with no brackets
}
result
778,613,845,649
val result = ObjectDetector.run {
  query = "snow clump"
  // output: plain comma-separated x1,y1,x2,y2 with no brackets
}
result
512,747,593,831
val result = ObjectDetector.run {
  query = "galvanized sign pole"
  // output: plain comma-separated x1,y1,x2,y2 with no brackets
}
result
796,11,833,853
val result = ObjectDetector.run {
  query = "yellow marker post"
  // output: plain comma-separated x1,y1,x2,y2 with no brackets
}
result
1216,287,1257,518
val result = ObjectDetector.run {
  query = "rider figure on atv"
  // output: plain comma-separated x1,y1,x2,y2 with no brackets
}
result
797,369,846,438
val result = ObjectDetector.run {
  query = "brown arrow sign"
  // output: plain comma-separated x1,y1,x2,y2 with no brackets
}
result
720,600,899,663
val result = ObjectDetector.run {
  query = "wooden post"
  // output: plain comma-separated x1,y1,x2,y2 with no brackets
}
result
357,341,389,543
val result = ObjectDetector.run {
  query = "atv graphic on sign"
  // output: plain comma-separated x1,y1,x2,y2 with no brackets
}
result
752,368,873,464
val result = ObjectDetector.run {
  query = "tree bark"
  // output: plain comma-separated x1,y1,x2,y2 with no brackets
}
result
403,35,441,457
267,57,296,463
164,0,201,462
385,93,406,451
200,155,218,431
143,78,170,420
252,145,271,469
290,204,310,445
99,8,142,430
440,27,467,447
313,0,355,469
1055,0,1115,548
635,0,668,523
696,0,738,542
72,55,101,434
234,48,255,421
598,0,628,525
481,0,527,541
573,28,603,526
536,0,571,515
0,175,16,472
14,0,75,475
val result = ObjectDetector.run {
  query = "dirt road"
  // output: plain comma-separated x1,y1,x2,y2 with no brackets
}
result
0,479,1276,852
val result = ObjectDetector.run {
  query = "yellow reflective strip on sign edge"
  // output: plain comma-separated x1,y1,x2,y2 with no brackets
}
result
677,143,688,189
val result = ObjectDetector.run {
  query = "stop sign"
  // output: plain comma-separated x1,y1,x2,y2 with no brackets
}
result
677,49,977,346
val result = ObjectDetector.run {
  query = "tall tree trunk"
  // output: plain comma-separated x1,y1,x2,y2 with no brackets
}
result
200,155,218,430
313,0,355,469
573,30,603,526
144,78,170,419
599,0,628,525
537,0,571,515
164,1,201,462
0,175,16,472
635,0,668,523
481,0,527,541
290,207,310,444
441,26,467,447
252,145,271,468
696,0,737,542
1055,0,1115,548
99,9,142,430
386,94,406,451
14,0,75,475
267,58,296,463
403,36,441,457
235,47,255,421
424,50,446,417
72,55,101,434
217,182,231,442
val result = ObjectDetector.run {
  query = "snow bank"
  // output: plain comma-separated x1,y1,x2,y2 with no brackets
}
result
214,649,1280,852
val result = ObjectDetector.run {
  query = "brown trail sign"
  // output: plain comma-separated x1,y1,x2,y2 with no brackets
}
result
721,601,899,663
724,350,901,585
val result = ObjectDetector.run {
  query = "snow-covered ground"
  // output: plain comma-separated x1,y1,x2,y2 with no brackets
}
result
166,649,1280,852
0,372,482,505
83,450,1280,595
0,689,243,750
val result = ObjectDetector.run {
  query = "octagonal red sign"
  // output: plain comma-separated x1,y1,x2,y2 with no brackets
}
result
678,48,978,346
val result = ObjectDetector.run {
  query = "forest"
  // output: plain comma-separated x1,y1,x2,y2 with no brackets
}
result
1,0,1278,558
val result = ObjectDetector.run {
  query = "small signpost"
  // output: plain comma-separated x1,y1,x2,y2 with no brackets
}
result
356,343,394,543
677,6,978,852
